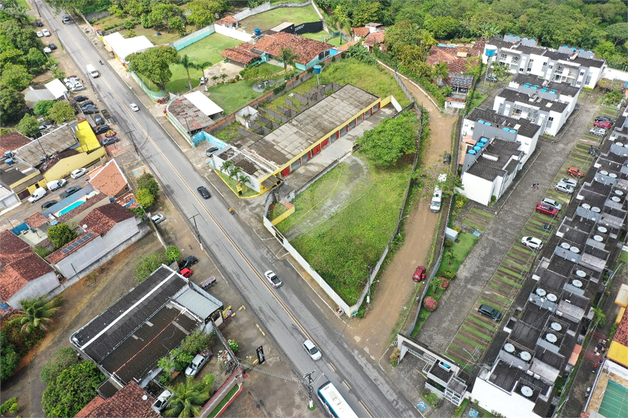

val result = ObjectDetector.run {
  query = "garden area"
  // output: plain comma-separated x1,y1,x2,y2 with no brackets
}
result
238,4,321,33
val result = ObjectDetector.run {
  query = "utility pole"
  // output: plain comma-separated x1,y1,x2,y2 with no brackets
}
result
125,130,140,155
189,214,203,251
303,371,315,409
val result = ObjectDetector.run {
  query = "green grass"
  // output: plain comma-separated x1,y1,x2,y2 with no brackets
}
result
205,80,267,115
279,157,414,304
301,31,344,46
619,250,628,265
208,384,240,418
215,170,258,198
239,4,320,32
436,232,479,276
14,0,29,9
213,123,240,142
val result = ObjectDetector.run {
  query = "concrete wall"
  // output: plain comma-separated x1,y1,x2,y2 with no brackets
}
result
471,376,538,418
214,24,252,42
8,271,59,309
233,0,313,22
602,67,628,82
461,172,494,206
171,25,216,51
43,147,106,183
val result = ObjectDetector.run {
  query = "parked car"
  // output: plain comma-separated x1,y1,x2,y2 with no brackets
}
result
478,304,503,322
264,270,282,288
130,103,140,112
567,167,584,178
197,186,211,199
79,100,94,108
36,31,44,37
151,214,165,224
61,186,82,198
83,108,99,114
41,200,58,210
555,182,575,194
71,168,87,179
521,236,543,250
412,265,426,282
34,20,44,27
486,75,499,82
74,95,88,102
179,268,193,278
101,137,119,146
303,339,322,361
595,116,613,123
42,28,51,36
589,128,606,136
151,390,172,413
205,146,219,157
541,198,562,211
184,350,212,377
559,177,577,188
179,256,198,270
443,153,452,164
43,47,52,54
594,120,612,129
47,179,67,191
71,84,85,92
48,43,57,50
28,187,47,203
94,125,110,135
536,203,558,216
93,114,104,126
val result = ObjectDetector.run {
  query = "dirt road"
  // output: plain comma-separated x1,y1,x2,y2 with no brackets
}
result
347,71,458,359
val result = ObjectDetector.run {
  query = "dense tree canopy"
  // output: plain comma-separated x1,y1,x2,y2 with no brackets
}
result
48,102,75,124
356,112,418,168
0,87,26,125
47,223,77,249
127,46,179,90
186,0,227,27
16,114,39,137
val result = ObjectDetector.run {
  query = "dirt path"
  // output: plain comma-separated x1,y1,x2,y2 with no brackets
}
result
346,72,458,359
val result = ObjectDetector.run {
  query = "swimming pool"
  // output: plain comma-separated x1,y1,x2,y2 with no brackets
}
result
58,200,85,216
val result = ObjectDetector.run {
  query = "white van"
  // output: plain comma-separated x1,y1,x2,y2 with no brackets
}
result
430,174,448,213
28,187,47,203
46,179,67,191
86,64,99,78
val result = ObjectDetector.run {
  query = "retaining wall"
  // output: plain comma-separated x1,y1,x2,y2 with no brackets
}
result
233,0,314,22
171,25,216,51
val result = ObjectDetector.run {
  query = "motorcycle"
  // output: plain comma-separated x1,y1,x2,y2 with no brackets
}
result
99,60,104,65
542,223,553,231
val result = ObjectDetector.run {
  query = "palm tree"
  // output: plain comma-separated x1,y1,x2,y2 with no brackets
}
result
433,62,449,86
8,296,60,333
236,173,250,188
164,378,207,418
229,166,242,179
279,47,298,72
220,161,234,174
179,55,210,92
220,73,228,83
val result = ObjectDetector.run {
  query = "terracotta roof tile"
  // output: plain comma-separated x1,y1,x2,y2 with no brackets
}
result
251,33,333,65
426,46,458,66
75,396,106,418
335,41,358,52
25,213,48,229
57,193,108,223
88,160,130,198
447,59,468,74
0,132,31,154
215,15,237,26
0,253,54,300
221,47,261,65
114,191,139,209
81,202,135,236
76,382,159,418
0,230,31,265
351,27,369,38
364,31,385,47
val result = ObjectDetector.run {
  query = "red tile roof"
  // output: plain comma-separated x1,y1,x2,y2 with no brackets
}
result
88,159,129,198
426,46,457,66
426,42,486,74
352,27,369,38
446,97,467,102
81,202,135,236
25,212,48,229
364,31,385,47
251,33,333,65
335,41,358,52
114,191,139,209
76,382,159,418
75,396,106,418
221,47,261,65
57,193,108,223
215,15,237,26
0,253,54,300
0,132,31,154
0,230,31,265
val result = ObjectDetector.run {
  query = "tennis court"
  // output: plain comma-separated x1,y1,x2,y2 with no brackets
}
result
599,380,628,418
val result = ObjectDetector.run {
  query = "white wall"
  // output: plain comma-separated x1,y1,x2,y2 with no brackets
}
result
214,24,253,42
471,377,539,418
602,67,628,82
8,271,59,309
461,172,493,206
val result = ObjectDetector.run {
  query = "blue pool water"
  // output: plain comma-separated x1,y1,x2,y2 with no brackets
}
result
58,200,85,216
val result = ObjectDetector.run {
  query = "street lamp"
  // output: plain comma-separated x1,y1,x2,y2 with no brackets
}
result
189,214,203,251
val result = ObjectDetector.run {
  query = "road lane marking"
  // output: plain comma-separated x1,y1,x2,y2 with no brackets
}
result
343,380,351,390
255,323,266,337
359,400,374,418
328,362,336,372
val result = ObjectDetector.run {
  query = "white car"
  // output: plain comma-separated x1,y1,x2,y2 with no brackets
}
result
42,29,51,36
151,214,165,224
184,351,212,377
151,390,172,412
303,339,322,361
541,198,562,211
555,182,575,194
43,47,52,54
36,31,44,37
521,236,543,250
71,168,87,179
559,177,577,188
130,103,139,112
264,270,282,288
589,128,606,136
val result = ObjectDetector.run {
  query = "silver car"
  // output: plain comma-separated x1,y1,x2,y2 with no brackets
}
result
555,182,575,194
303,339,322,361
541,198,562,211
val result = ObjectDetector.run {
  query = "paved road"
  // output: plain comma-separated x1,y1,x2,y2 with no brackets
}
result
35,2,416,417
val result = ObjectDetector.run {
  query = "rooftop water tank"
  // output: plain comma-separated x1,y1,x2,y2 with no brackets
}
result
469,149,477,155
254,28,261,36
313,65,322,74
473,146,482,152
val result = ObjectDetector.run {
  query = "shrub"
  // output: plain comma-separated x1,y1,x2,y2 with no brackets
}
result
227,339,239,353
442,270,455,280
423,297,438,312
444,238,453,247
123,18,136,30
440,280,450,290
0,398,18,414
165,246,180,264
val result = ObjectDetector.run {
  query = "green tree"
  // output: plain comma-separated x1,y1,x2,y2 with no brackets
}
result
171,348,194,371
279,47,298,72
137,172,160,196
47,223,77,249
356,112,417,168
352,1,382,27
42,361,105,418
108,4,125,18
186,0,225,27
146,2,180,30
220,160,233,174
1,63,32,90
165,378,209,418
34,99,55,117
0,333,20,380
48,101,75,124
0,87,26,125
165,245,180,264
7,296,60,334
0,48,26,72
423,15,459,39
490,61,509,79
134,251,167,282
168,16,185,35
1,20,42,52
16,113,39,137
124,0,147,17
127,46,179,91
433,61,449,85
40,347,79,385
179,55,209,92
179,330,211,356
136,188,155,208
606,22,628,46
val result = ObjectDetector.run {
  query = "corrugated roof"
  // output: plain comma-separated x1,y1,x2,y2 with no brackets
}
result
184,91,223,117
174,287,222,320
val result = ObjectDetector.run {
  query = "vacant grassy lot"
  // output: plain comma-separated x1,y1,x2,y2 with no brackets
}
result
436,232,479,277
277,155,414,304
206,80,266,115
239,4,320,32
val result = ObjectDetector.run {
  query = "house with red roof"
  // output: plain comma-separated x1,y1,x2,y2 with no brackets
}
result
0,230,58,309
46,202,141,280
363,31,386,52
88,159,130,199
76,381,159,418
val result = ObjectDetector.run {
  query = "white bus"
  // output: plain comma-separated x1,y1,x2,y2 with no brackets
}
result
317,381,359,418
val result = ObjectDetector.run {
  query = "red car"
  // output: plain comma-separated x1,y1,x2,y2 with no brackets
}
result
412,266,426,282
594,120,611,129
536,203,558,216
179,268,193,278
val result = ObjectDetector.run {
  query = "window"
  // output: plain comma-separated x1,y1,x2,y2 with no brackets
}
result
513,56,519,63
580,71,585,76
549,65,553,69
500,53,507,59
543,62,547,66
527,68,532,72
548,117,554,121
